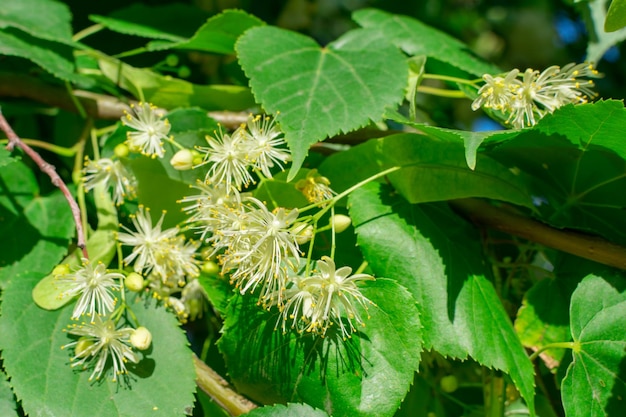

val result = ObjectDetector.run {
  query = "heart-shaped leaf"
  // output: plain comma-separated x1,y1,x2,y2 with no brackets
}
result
236,26,408,178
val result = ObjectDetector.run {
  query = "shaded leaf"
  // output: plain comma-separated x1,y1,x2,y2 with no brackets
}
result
0,0,73,44
219,279,421,417
561,274,626,417
0,274,196,417
353,8,499,76
319,133,534,208
0,147,15,167
98,58,255,110
244,403,329,417
0,161,74,287
236,26,407,178
348,182,535,414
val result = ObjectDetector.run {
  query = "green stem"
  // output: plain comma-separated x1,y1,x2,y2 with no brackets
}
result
114,47,149,59
73,24,105,41
65,81,87,118
330,206,336,259
165,136,185,151
417,85,468,98
0,138,79,157
529,342,577,361
422,73,481,86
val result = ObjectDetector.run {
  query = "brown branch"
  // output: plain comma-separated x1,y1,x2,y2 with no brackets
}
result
0,109,88,258
193,355,257,416
450,198,626,270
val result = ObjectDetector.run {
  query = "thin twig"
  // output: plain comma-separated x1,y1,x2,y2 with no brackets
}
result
193,355,257,416
450,198,626,270
0,109,88,258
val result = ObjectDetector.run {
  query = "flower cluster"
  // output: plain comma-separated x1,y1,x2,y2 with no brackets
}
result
194,114,290,191
277,257,375,339
295,169,336,204
117,206,201,321
471,62,600,128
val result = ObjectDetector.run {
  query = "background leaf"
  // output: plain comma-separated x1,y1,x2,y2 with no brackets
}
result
583,0,626,63
348,182,535,414
561,274,626,417
236,25,407,178
0,161,74,287
0,0,73,44
353,8,499,76
219,278,422,417
0,371,18,417
0,274,197,417
605,0,626,32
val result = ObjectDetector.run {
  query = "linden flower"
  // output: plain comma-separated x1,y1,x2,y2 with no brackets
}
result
472,62,600,128
122,102,170,158
56,259,123,320
117,206,179,278
195,126,253,191
63,315,139,382
242,114,290,178
82,157,137,205
213,197,301,307
305,256,375,339
295,169,336,204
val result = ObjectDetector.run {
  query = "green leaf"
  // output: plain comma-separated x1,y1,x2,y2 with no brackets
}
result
198,273,233,316
561,274,626,417
0,371,18,417
319,133,534,208
348,182,535,414
353,8,499,76
219,278,422,417
235,26,408,179
98,58,255,110
0,147,15,167
583,0,626,63
605,0,626,31
244,403,330,417
33,185,118,310
166,10,264,54
514,278,574,365
0,0,73,45
90,4,205,42
0,28,86,85
0,274,196,417
253,170,310,210
0,161,74,287
487,101,626,245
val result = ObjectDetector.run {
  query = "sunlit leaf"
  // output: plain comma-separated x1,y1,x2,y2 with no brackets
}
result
561,274,626,417
236,25,407,178
349,182,535,414
0,0,73,44
244,403,329,417
0,371,18,417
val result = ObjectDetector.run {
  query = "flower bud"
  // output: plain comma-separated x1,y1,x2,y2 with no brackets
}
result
125,272,145,292
130,326,152,350
170,149,194,170
52,264,70,276
440,375,458,393
114,143,130,158
201,260,220,276
292,222,314,244
331,214,352,233
74,337,94,358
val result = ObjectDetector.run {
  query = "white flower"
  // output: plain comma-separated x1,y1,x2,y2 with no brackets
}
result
277,256,375,339
196,126,254,191
82,157,137,205
117,206,178,278
242,114,290,177
472,63,600,128
214,197,301,307
56,259,123,320
122,102,170,158
63,315,139,382
295,169,336,204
